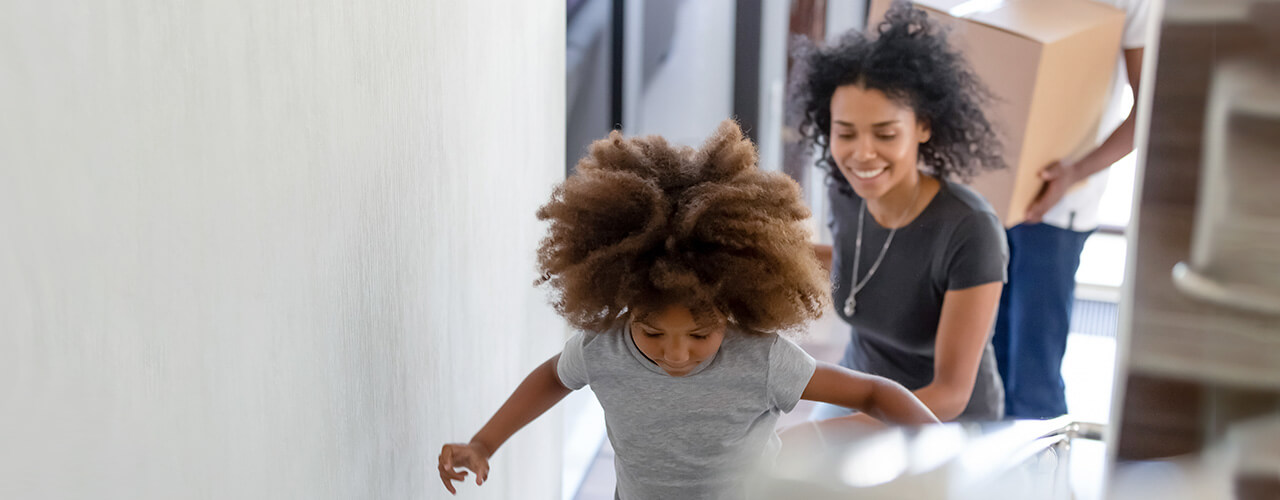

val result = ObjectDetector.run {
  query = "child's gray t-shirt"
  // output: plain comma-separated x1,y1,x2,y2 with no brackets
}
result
557,325,817,500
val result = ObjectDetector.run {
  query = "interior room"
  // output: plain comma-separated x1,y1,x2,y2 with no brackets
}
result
5,0,1278,499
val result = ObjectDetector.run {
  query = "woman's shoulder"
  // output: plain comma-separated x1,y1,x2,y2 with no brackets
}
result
921,179,1004,234
933,178,999,218
924,180,1006,253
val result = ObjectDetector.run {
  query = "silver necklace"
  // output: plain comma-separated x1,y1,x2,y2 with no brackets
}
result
844,181,922,316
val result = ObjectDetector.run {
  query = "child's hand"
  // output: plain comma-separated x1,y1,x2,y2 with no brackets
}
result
438,442,491,495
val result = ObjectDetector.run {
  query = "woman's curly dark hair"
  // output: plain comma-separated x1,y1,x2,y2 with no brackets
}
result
791,1,1005,190
536,120,830,335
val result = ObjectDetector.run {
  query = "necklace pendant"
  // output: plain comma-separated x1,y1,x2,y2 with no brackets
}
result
844,297,856,316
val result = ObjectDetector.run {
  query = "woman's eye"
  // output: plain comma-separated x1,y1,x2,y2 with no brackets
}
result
836,134,854,140
876,134,897,140
643,332,663,338
691,334,709,340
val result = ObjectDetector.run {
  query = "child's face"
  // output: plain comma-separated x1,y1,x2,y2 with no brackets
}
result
828,84,932,201
629,304,725,377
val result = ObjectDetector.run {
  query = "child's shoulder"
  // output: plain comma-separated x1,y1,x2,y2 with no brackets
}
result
572,324,629,354
718,328,787,362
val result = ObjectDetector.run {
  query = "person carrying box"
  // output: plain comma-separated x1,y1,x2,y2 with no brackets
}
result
993,0,1155,419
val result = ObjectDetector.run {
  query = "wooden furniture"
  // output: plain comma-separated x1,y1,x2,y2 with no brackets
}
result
1115,0,1280,460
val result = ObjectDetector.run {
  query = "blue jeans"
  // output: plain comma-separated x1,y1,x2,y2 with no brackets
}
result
992,223,1092,419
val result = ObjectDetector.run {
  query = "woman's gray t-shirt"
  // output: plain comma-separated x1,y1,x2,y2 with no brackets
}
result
557,325,816,499
828,177,1008,420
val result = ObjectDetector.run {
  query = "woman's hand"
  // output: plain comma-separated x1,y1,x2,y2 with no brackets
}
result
438,442,492,495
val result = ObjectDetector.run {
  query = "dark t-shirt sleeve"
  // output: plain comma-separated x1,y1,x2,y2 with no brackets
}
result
944,210,1009,290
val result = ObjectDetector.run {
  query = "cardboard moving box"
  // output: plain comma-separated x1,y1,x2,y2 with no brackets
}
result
868,0,1125,226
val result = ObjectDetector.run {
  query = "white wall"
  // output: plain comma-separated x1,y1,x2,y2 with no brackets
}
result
826,0,869,42
631,0,736,146
756,0,793,173
0,1,565,499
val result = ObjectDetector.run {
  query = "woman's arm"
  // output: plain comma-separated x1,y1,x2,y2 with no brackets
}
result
810,281,1001,427
801,362,939,425
438,354,572,494
913,281,1003,421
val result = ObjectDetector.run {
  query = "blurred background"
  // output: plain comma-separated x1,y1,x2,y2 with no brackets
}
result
3,1,1278,499
563,1,1137,498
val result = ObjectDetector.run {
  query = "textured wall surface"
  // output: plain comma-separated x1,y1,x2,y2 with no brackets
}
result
0,1,566,498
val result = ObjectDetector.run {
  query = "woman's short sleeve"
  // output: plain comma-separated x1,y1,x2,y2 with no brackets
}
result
944,211,1008,291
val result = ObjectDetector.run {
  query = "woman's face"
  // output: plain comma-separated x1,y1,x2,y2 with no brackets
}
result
629,304,725,377
828,85,931,201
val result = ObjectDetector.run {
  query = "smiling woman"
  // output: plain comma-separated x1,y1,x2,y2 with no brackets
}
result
792,1,1011,423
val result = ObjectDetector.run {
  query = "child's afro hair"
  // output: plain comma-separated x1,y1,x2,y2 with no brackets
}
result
536,120,830,335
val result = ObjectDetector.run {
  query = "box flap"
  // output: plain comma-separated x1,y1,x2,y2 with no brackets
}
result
910,0,1125,44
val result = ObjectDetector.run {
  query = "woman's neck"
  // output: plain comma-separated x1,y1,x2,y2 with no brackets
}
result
866,173,937,229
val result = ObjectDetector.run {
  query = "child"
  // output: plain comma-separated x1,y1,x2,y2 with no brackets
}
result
437,120,938,498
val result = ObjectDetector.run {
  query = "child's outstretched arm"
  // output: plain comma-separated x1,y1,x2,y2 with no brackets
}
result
800,362,939,426
438,353,571,495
